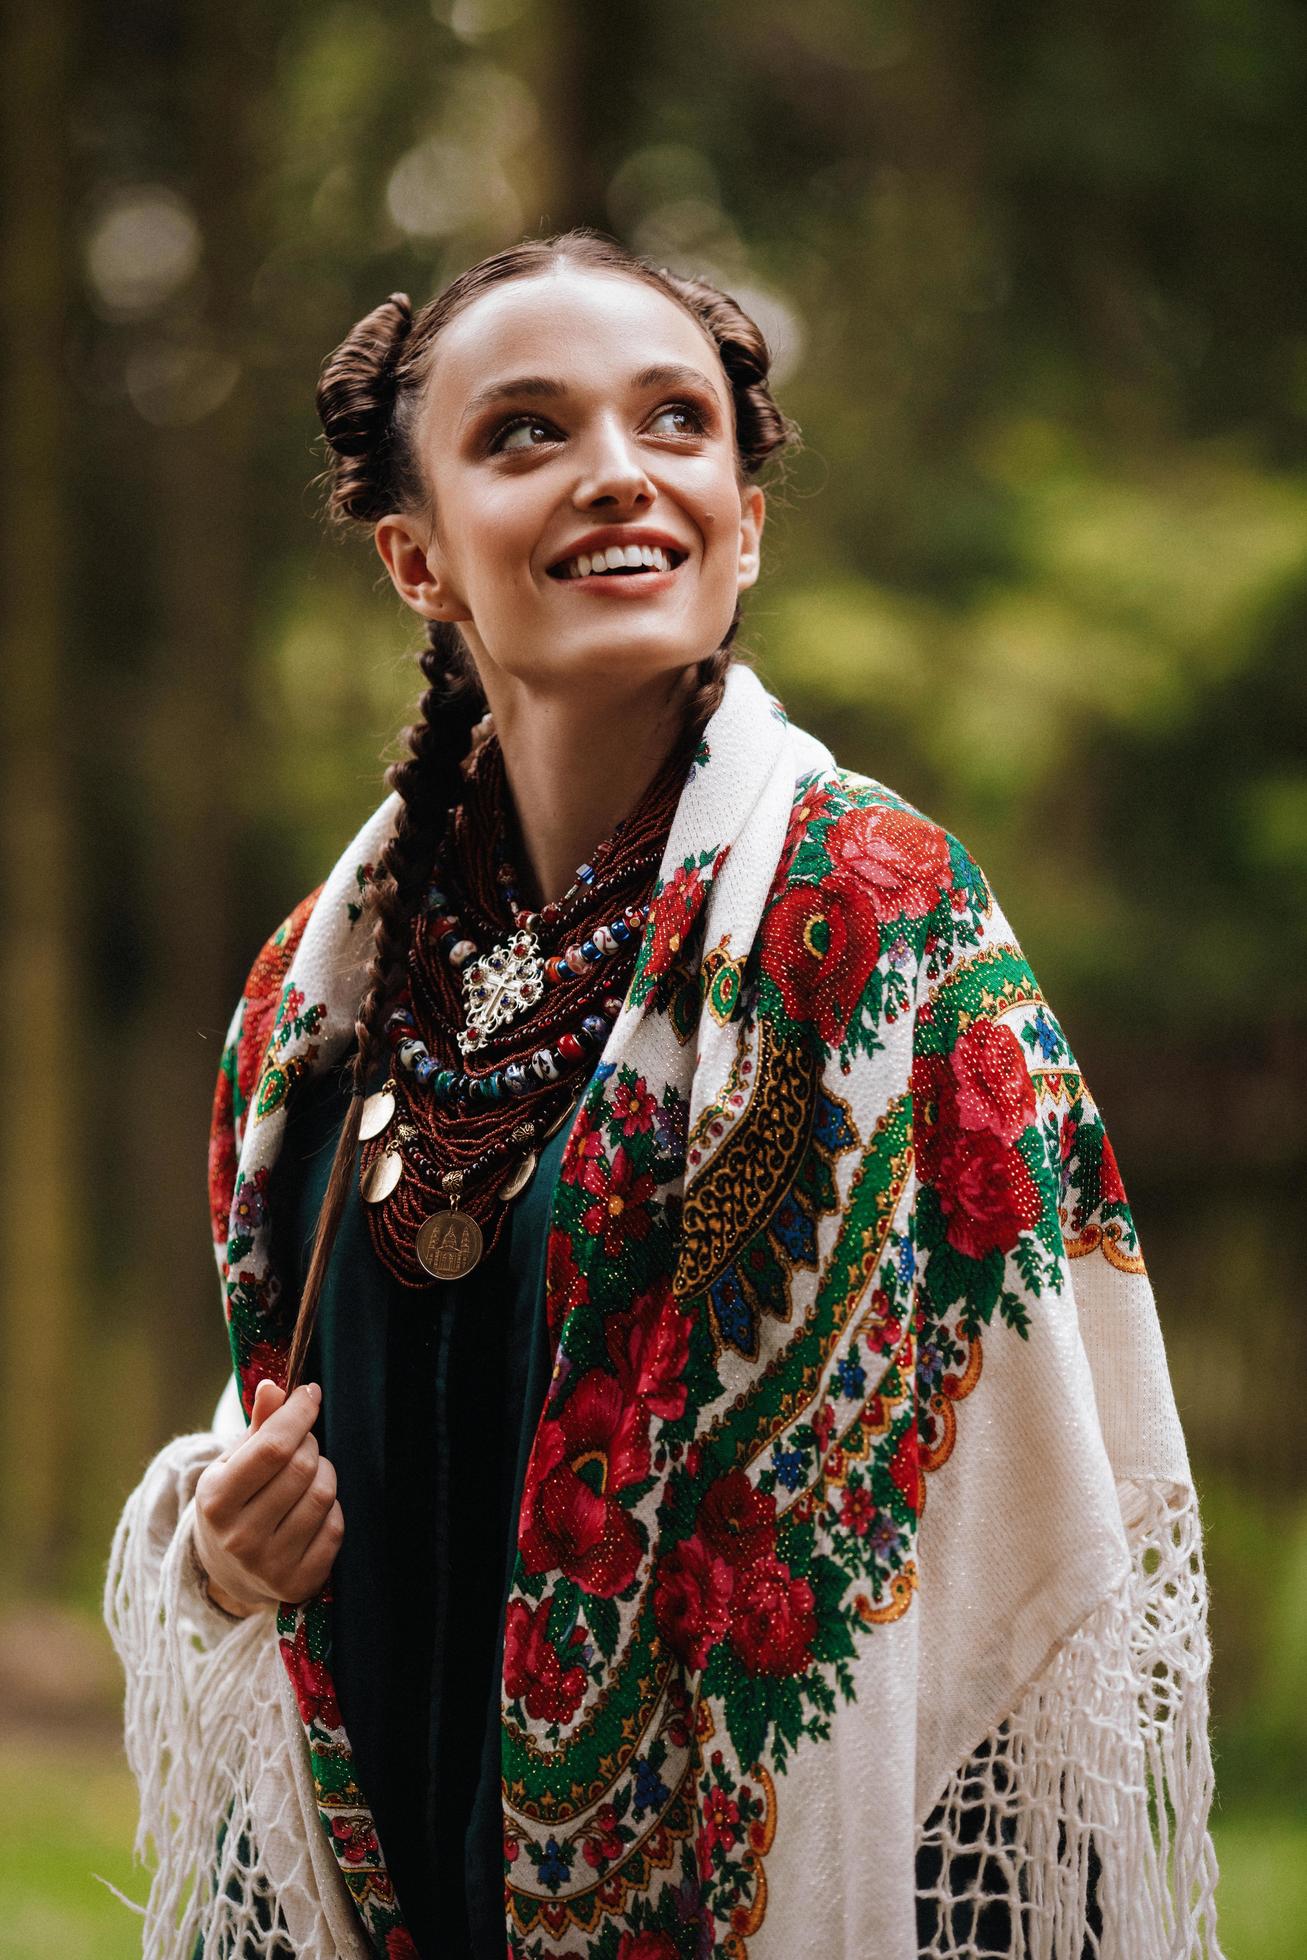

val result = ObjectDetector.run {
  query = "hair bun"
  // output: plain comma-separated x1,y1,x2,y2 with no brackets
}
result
315,292,415,523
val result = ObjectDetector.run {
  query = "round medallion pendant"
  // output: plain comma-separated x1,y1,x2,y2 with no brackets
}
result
360,1149,403,1204
544,1091,584,1140
497,1150,538,1202
359,1088,396,1140
416,1208,484,1280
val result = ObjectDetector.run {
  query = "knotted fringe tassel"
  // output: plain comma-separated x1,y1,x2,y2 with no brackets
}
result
916,1478,1224,1959
104,1434,305,1959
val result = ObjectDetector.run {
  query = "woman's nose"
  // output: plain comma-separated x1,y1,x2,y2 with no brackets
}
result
572,418,655,509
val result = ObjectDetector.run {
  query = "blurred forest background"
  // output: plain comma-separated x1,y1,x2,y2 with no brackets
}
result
1,0,1304,1952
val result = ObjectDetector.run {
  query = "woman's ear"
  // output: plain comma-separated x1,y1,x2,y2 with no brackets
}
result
736,484,766,593
374,514,472,621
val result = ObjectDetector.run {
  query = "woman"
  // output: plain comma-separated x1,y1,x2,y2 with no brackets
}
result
107,231,1223,1960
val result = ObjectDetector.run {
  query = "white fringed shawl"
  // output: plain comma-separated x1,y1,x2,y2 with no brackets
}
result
106,663,1222,1958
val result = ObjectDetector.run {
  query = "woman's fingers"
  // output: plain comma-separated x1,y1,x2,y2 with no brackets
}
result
249,1377,288,1431
222,1435,322,1554
271,1456,340,1565
192,1381,345,1607
273,1497,345,1604
199,1384,322,1525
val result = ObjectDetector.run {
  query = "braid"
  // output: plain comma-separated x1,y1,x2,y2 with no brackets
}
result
286,620,484,1387
289,233,799,1367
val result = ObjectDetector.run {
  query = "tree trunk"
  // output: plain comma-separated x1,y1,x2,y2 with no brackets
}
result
0,0,80,1590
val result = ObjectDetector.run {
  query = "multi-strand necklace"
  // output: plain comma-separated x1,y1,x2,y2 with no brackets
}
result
356,726,691,1287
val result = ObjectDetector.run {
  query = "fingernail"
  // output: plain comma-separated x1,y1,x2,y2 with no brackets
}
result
305,1382,322,1404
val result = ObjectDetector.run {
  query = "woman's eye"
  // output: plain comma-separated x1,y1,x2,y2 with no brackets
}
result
491,415,557,455
648,400,707,438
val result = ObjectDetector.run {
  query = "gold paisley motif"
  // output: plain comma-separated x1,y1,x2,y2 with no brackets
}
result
1065,1218,1147,1274
674,1022,817,1301
855,1560,918,1625
722,1764,778,1954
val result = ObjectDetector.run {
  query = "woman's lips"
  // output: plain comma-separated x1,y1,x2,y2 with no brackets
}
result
549,560,683,596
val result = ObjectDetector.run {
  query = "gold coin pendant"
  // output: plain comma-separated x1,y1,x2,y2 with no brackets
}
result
497,1151,538,1202
544,1091,584,1140
360,1149,403,1204
415,1208,484,1281
359,1088,396,1140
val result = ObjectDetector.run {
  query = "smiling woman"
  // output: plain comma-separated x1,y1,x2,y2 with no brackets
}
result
105,230,1223,1960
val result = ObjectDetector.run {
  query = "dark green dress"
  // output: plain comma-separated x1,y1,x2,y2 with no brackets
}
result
269,1062,577,1960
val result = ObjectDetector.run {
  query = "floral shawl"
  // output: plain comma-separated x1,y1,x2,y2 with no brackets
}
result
206,662,1222,1959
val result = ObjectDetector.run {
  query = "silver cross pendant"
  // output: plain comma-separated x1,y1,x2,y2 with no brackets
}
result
458,929,544,1054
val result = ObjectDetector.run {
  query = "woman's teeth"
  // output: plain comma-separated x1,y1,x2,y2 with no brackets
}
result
554,543,678,579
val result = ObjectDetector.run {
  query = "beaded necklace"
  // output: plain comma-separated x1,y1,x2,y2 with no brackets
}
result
356,726,692,1286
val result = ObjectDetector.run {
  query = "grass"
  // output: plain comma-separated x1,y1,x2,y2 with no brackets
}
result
0,1740,1303,1957
0,1742,143,1960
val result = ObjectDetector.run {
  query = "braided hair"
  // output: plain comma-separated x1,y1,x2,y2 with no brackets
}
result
287,229,800,1385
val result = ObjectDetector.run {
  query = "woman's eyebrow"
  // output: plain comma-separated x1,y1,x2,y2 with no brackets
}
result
460,362,721,429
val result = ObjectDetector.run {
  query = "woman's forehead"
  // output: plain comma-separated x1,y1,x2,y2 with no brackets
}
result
423,267,728,430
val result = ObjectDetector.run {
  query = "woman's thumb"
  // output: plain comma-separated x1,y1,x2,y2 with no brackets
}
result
249,1377,288,1431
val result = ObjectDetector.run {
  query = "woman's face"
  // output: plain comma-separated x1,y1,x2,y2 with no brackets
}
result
375,266,765,705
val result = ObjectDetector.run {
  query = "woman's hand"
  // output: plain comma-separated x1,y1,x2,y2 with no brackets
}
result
192,1380,343,1615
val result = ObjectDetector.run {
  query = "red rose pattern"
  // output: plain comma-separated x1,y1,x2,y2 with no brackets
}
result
936,1128,1043,1260
913,1013,1045,1260
545,1226,590,1339
949,1018,1037,1140
1099,1131,1127,1206
727,1559,818,1676
654,1470,816,1678
645,859,705,980
698,1469,779,1570
606,1278,692,1423
824,804,952,924
653,1532,734,1670
278,1619,341,1732
762,875,881,1045
616,1934,680,1960
503,1596,587,1724
519,1369,651,1596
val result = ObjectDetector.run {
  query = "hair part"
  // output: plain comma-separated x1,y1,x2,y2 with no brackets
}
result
285,229,799,1387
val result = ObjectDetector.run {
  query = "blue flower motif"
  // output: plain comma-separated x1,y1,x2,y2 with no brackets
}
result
1029,1007,1061,1062
633,1756,670,1818
917,1340,944,1396
773,1447,805,1491
870,1516,900,1559
836,1354,866,1399
536,1836,571,1891
897,1236,916,1285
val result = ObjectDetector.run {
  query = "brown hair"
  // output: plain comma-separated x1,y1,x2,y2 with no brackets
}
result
286,227,799,1386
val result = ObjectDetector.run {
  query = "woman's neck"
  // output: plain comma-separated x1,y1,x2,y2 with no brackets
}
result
487,667,696,906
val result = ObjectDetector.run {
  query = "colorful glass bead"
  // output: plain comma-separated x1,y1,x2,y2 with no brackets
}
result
557,1032,584,1063
565,946,590,977
531,1049,561,1083
582,1014,608,1043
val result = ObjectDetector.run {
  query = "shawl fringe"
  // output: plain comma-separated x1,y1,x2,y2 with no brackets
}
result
918,1477,1223,1959
103,1431,366,1959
